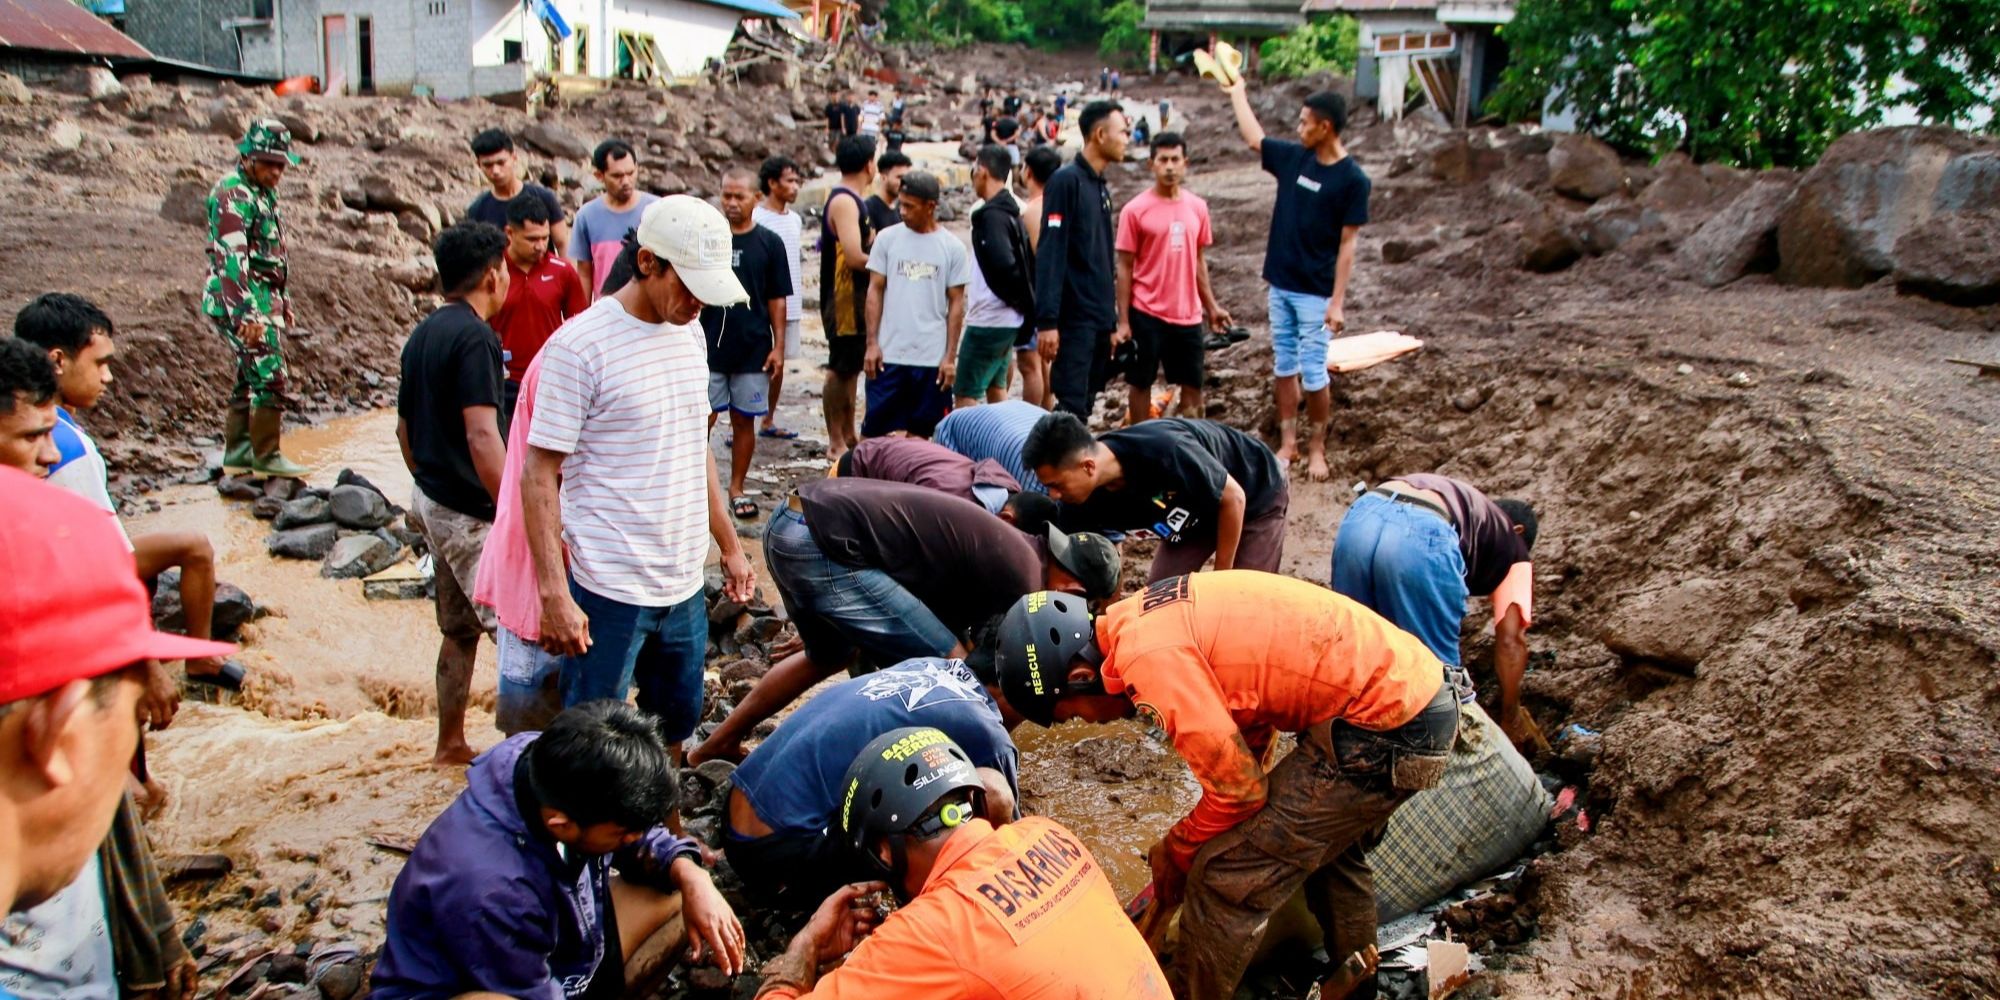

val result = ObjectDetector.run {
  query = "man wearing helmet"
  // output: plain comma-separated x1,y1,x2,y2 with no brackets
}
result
992,573,1460,1000
204,120,310,479
753,728,1169,999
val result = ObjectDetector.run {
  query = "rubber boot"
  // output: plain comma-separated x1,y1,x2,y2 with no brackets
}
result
248,406,310,479
221,403,253,475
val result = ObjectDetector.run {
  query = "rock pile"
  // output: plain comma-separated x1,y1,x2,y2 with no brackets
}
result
254,470,421,581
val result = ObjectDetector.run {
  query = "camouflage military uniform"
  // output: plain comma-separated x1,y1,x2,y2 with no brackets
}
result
203,123,295,409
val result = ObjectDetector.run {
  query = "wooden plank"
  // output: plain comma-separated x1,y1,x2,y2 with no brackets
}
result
1945,357,2000,376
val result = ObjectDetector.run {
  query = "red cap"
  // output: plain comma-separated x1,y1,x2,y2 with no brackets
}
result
0,467,237,703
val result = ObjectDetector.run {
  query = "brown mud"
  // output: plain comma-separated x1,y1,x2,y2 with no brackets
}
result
4,45,1998,1000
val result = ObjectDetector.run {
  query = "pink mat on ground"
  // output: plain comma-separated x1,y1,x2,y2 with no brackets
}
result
1327,331,1424,372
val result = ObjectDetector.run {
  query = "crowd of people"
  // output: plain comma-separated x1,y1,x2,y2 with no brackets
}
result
0,63,1559,1000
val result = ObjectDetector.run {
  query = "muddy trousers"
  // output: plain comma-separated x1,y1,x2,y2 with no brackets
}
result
217,318,291,410
1175,687,1459,1000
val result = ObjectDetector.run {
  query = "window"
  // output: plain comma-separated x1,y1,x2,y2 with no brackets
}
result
1375,30,1455,56
503,39,523,63
426,1,446,15
614,29,662,81
573,25,589,74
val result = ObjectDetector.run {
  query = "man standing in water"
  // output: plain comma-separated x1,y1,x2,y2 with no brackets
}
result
1224,77,1372,482
204,120,309,480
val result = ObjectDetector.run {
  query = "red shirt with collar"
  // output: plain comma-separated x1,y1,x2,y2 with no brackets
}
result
491,252,587,381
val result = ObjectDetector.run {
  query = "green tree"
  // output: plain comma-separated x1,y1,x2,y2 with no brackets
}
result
1099,0,1149,62
1258,16,1360,79
1489,0,2000,167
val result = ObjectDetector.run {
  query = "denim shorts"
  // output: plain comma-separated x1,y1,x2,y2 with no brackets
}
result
763,505,958,670
559,580,707,742
496,625,564,735
1331,491,1474,699
1268,287,1332,392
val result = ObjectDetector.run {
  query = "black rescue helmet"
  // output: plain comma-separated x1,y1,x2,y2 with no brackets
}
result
838,727,987,889
995,591,1104,726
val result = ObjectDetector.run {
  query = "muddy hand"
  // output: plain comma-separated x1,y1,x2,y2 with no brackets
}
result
681,867,746,976
805,881,890,963
539,593,592,656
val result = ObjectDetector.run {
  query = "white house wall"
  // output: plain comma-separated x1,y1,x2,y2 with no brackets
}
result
561,0,742,79
279,0,481,99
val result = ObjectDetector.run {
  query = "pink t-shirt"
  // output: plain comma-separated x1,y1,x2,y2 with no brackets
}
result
473,354,552,638
1115,188,1213,326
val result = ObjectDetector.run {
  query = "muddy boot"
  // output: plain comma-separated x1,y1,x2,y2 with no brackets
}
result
221,403,253,475
248,406,310,479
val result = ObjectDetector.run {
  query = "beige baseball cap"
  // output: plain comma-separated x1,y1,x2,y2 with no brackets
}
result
635,195,749,307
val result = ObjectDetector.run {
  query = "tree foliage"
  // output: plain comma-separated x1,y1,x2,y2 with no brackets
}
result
1098,0,1150,62
880,0,1117,50
1258,16,1360,79
1489,0,2000,167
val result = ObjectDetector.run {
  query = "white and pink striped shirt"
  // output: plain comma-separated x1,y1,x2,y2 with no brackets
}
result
526,296,711,608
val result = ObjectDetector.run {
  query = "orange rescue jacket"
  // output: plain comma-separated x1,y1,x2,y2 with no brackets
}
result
1096,571,1446,869
759,817,1169,999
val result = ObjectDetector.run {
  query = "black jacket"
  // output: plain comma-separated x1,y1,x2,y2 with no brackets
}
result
1033,154,1116,332
970,190,1036,324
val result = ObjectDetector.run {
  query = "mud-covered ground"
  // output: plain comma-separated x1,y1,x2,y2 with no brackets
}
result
4,46,1998,1000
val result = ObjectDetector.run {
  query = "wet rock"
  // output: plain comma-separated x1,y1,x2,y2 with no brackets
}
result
159,180,211,228
1381,237,1438,264
1599,578,1740,671
276,111,321,144
1891,209,2000,305
330,484,395,529
321,534,401,579
315,960,364,1000
275,495,332,529
269,523,339,560
61,66,122,100
1577,197,1652,255
217,475,262,500
1777,126,2000,288
254,886,283,909
267,954,309,984
1519,207,1583,273
335,468,388,495
1548,133,1626,202
1450,387,1492,413
717,658,768,684
264,475,305,500
0,73,30,106
1677,176,1795,288
733,614,785,647
251,495,284,520
522,121,592,160
153,571,261,638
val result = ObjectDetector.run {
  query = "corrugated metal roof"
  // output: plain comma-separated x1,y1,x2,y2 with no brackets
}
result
1301,0,1435,11
689,0,801,19
0,0,153,59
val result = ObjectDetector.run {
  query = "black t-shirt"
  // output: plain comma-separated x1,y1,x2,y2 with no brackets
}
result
1002,94,1023,116
888,98,906,124
825,101,845,130
883,126,908,152
1396,474,1531,596
1060,418,1283,544
1259,139,1372,298
796,478,1045,632
865,194,901,235
700,226,793,375
466,184,562,232
841,102,860,135
397,302,503,520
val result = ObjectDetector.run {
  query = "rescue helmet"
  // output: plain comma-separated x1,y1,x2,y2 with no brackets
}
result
994,590,1104,726
838,727,987,896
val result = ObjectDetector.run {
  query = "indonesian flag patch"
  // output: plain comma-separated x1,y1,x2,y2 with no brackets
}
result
1047,213,1064,228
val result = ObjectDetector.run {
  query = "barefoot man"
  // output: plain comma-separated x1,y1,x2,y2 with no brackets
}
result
1223,76,1370,481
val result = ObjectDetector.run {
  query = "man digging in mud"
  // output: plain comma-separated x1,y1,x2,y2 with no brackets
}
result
722,657,1022,909
396,223,510,766
993,576,1457,999
15,294,247,696
833,434,1034,513
371,701,744,999
1025,410,1288,582
753,728,1170,998
204,119,310,481
688,477,1118,765
1223,77,1370,482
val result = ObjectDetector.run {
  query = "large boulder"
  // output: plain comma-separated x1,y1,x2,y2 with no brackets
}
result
1677,176,1796,288
1776,127,2000,288
274,495,333,530
1519,207,1584,272
1577,197,1656,255
159,181,210,228
329,483,395,529
268,523,338,560
1892,209,2000,305
0,72,31,106
152,569,261,639
1639,152,1715,215
60,66,122,100
359,173,441,233
1427,135,1505,185
1600,578,1745,672
321,534,401,579
1547,133,1627,202
521,121,592,161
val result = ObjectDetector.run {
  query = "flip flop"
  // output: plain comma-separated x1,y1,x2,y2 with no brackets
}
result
1203,332,1234,351
185,659,246,692
731,496,759,519
1226,325,1252,344
759,426,800,439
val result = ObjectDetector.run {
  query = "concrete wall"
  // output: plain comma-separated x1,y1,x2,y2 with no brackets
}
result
564,0,742,79
123,0,268,72
279,0,479,97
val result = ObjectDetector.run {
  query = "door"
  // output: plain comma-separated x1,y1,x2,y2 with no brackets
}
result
322,15,348,95
356,16,375,94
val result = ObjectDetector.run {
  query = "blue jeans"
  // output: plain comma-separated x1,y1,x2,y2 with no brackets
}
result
559,580,707,742
1268,287,1332,392
1330,492,1473,699
763,505,958,671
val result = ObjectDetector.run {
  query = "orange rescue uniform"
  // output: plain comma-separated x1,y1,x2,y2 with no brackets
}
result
758,816,1169,999
1096,570,1446,868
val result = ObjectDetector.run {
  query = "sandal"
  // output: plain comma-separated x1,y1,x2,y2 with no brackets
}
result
759,426,800,439
185,659,246,692
731,496,759,519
